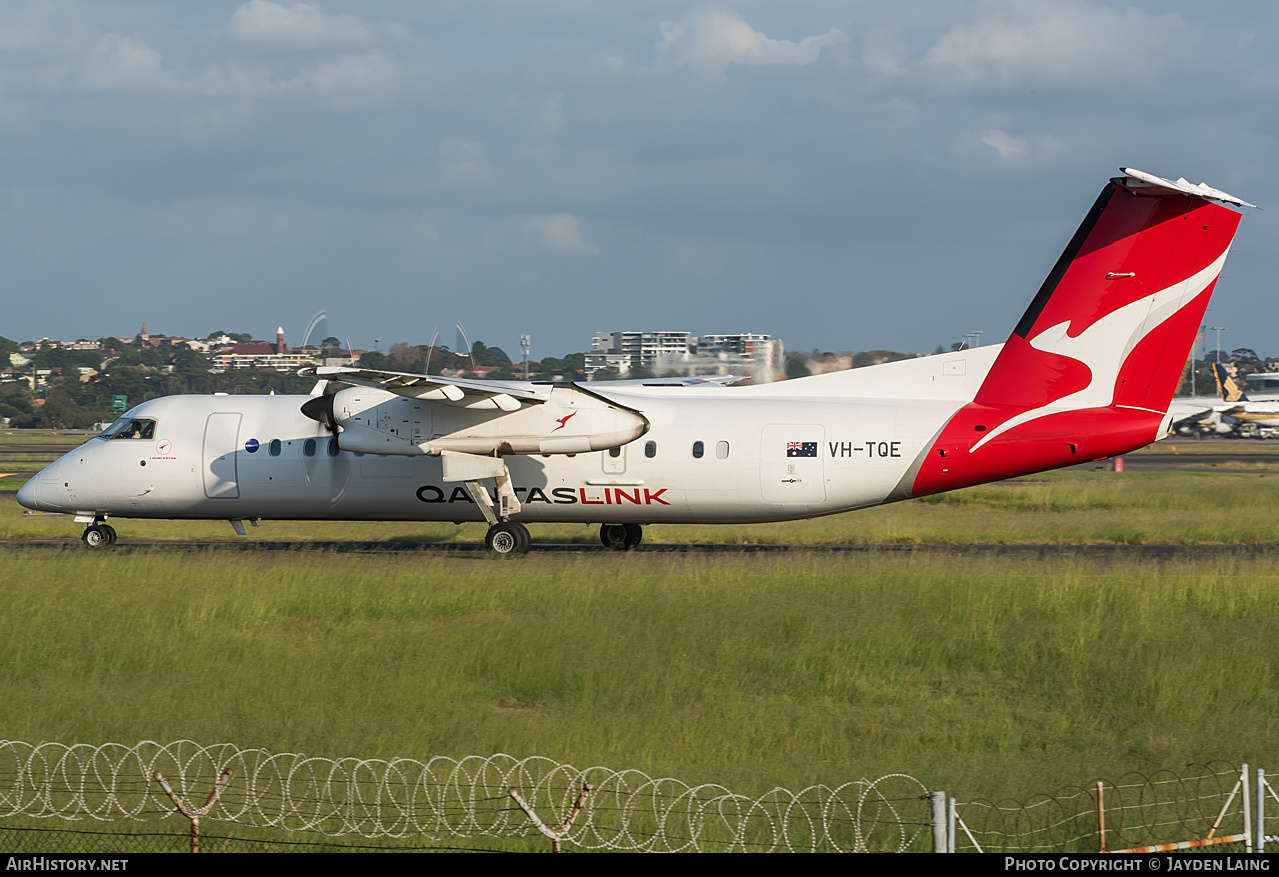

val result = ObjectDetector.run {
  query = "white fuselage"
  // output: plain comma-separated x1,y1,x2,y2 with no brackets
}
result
20,348,1002,527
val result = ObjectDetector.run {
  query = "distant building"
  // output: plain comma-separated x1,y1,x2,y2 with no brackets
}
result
209,326,318,371
1246,372,1279,393
585,330,783,381
699,333,785,376
586,331,695,377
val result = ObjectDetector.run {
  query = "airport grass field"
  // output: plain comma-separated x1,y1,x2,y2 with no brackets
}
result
4,459,1279,815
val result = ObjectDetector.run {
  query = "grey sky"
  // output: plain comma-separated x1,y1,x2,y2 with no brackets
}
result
1,1,1275,358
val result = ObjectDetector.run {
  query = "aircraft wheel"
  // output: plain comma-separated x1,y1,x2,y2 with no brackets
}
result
624,523,643,549
101,524,118,546
486,522,531,557
82,525,113,549
600,523,636,551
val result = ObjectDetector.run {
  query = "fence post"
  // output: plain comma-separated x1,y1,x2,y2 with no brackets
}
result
152,768,233,853
1244,763,1252,853
1097,781,1106,853
1258,768,1266,854
948,797,957,853
508,781,591,853
930,791,947,852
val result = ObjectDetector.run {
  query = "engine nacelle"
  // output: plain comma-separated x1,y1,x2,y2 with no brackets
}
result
330,388,429,454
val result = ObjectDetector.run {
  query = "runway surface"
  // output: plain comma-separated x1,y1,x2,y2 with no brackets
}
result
2,538,1276,560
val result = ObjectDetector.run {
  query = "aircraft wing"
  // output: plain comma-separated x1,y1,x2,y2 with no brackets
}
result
300,366,548,411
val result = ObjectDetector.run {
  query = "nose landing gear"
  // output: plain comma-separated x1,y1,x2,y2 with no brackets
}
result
485,521,531,556
81,522,117,549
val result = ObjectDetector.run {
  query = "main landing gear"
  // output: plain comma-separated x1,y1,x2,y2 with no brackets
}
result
600,523,643,551
81,521,117,549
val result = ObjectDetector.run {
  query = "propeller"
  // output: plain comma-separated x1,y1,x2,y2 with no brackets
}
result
301,394,336,431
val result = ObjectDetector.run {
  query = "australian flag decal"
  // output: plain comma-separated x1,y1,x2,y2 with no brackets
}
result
786,442,818,457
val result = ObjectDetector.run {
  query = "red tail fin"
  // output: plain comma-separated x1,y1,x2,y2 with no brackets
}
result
913,169,1246,495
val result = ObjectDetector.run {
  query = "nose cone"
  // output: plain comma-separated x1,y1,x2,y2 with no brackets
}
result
16,476,41,510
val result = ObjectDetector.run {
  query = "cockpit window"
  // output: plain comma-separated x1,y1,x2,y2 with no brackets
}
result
100,418,156,440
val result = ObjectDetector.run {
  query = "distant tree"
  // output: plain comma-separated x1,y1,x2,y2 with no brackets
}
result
591,366,621,382
358,350,387,369
386,342,418,372
1232,348,1263,376
168,345,210,370
482,364,518,380
40,387,78,429
785,358,811,379
472,342,512,367
853,350,918,367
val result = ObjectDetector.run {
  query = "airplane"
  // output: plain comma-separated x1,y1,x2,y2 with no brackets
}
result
17,167,1251,555
1166,363,1257,436
1214,363,1279,429
1166,363,1279,435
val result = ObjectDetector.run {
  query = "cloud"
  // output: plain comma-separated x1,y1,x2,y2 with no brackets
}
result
981,129,1029,161
922,2,1191,90
78,34,175,92
294,51,398,98
529,214,595,254
231,0,374,48
658,9,843,77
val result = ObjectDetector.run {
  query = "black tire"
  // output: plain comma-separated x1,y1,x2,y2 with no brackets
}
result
486,522,531,556
102,524,118,546
600,523,632,551
623,523,643,549
82,525,112,549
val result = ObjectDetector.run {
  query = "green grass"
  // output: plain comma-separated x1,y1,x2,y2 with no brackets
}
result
2,547,1276,807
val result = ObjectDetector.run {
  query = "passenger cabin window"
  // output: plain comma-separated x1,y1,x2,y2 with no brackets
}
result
269,439,282,456
608,446,622,458
716,441,730,459
327,438,340,457
101,418,156,440
692,441,704,459
645,441,657,458
303,439,316,457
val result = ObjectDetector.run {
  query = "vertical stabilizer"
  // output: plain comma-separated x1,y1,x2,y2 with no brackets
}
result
913,169,1246,495
1213,362,1248,403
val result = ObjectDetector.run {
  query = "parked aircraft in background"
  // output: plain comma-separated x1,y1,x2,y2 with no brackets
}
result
18,168,1251,554
1215,363,1279,430
1167,363,1279,436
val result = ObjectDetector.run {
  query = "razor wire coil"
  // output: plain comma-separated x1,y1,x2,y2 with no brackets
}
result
0,741,930,852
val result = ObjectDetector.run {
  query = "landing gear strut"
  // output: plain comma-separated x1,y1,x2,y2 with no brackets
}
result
81,522,117,549
600,523,643,551
485,521,531,556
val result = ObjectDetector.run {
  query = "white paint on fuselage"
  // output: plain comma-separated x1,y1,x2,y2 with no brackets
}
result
20,379,969,527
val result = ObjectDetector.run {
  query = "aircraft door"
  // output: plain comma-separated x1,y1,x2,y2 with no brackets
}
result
760,424,826,503
202,412,242,499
